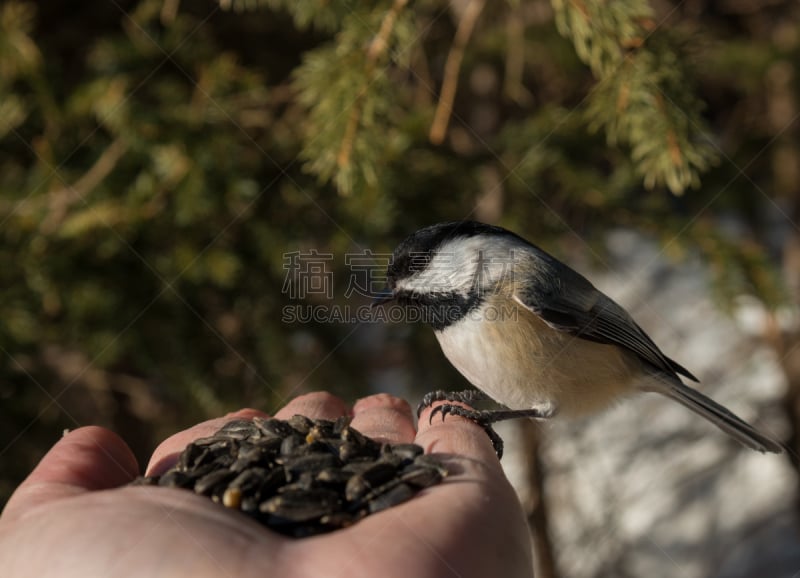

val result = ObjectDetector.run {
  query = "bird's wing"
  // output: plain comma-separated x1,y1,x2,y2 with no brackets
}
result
512,253,697,382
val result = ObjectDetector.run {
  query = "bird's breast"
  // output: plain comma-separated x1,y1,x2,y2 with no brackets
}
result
433,300,639,416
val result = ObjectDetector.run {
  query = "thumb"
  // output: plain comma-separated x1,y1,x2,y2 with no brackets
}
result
1,426,139,522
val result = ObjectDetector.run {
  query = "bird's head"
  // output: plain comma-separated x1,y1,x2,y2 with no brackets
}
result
375,222,525,327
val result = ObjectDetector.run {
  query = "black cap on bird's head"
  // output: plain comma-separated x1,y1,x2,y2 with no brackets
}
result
384,221,524,288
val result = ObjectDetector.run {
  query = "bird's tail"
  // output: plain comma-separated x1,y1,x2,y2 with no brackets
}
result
645,378,783,454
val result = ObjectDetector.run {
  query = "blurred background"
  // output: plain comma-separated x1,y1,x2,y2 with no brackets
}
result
1,0,799,576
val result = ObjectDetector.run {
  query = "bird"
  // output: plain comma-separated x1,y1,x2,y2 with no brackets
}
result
374,220,783,458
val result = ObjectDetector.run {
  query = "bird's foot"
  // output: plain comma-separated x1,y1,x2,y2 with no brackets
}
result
427,404,506,458
427,403,558,460
416,389,490,418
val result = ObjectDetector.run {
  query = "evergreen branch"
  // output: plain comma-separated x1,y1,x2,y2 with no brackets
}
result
337,0,409,171
294,2,415,197
39,138,129,234
553,0,717,194
160,0,181,25
550,0,652,76
429,0,486,145
0,2,42,80
503,8,532,106
0,94,28,138
217,0,353,31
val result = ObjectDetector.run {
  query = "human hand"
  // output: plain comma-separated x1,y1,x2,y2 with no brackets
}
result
0,392,533,578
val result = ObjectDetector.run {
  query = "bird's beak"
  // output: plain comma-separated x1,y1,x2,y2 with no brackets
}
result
371,288,396,308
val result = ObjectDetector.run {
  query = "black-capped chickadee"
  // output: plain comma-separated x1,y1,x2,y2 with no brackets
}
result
375,221,783,457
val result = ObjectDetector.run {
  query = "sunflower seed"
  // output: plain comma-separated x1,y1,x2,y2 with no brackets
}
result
283,453,339,481
288,414,314,435
280,433,305,456
222,487,242,508
217,419,259,440
158,470,194,488
367,482,415,514
260,488,341,522
194,469,236,496
387,443,424,463
253,417,294,438
400,464,444,488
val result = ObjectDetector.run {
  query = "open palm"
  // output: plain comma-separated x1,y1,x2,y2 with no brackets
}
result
0,392,533,578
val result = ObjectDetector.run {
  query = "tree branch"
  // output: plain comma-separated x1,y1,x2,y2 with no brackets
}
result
40,137,129,234
429,0,486,145
336,0,409,174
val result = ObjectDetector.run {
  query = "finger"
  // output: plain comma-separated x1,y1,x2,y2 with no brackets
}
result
146,408,268,476
273,391,350,421
415,401,501,464
2,426,138,522
350,394,416,444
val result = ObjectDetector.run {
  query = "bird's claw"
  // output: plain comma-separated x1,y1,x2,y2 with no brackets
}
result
426,403,505,459
428,403,453,424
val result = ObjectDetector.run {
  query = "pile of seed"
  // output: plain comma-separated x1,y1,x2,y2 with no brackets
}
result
130,415,447,537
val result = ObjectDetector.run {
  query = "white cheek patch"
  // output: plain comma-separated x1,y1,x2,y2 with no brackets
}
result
396,250,473,295
394,236,521,296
